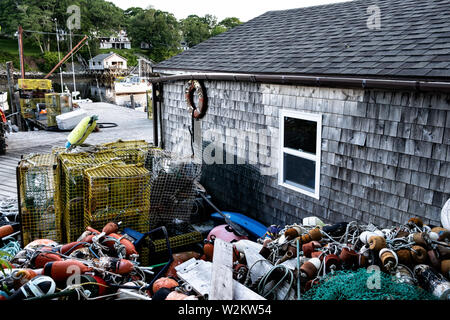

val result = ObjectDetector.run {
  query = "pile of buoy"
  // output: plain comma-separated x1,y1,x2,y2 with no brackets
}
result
197,216,450,300
2,211,450,300
0,221,199,301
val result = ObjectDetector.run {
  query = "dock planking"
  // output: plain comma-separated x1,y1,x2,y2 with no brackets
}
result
0,102,154,200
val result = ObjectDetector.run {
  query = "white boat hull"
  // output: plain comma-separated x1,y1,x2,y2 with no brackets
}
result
114,82,152,95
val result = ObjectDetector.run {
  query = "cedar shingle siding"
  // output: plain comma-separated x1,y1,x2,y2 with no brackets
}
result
161,81,450,227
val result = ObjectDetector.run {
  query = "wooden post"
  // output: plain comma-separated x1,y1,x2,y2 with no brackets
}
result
130,94,135,109
209,239,233,300
6,61,20,128
152,83,158,147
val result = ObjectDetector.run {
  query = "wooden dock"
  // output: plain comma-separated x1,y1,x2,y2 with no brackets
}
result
0,102,153,199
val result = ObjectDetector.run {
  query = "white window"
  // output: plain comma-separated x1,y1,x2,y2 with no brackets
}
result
279,110,322,199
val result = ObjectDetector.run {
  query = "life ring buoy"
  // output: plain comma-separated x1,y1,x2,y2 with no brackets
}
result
185,80,207,119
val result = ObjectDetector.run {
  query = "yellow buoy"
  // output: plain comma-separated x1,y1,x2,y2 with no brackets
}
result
65,115,98,149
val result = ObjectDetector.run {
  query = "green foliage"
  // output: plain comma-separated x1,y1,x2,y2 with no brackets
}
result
0,51,20,69
219,17,243,30
37,51,62,73
0,250,12,276
181,15,212,48
181,15,242,48
127,9,182,62
0,0,244,66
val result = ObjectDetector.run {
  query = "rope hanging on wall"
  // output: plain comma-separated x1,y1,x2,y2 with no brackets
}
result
185,80,208,119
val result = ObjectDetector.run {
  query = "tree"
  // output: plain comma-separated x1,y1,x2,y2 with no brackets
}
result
220,17,242,30
128,9,182,62
181,15,211,48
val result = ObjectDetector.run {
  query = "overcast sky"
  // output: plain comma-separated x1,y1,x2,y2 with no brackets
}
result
108,0,349,22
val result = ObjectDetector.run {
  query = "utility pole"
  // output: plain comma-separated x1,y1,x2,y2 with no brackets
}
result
17,26,25,79
54,18,64,93
69,31,77,94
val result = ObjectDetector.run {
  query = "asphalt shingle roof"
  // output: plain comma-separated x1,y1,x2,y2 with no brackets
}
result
156,0,450,80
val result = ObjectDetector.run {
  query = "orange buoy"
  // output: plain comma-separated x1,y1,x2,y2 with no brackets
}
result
166,252,201,278
43,260,91,281
324,254,341,271
60,242,87,255
308,227,322,241
300,258,321,280
368,236,386,251
102,233,138,257
152,277,178,294
411,245,428,264
284,228,300,240
396,249,412,265
102,222,119,235
339,247,358,266
81,234,95,243
302,241,321,258
97,257,134,275
86,226,100,234
203,243,214,261
408,217,423,228
24,239,59,250
0,225,14,238
12,269,40,289
33,247,62,268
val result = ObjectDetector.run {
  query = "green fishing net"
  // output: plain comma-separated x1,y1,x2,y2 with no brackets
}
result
302,268,437,300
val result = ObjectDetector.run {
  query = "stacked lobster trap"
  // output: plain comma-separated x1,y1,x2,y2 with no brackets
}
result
17,140,203,264
55,150,124,242
17,154,61,245
84,163,151,234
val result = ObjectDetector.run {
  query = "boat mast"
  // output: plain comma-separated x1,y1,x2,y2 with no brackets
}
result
69,31,77,94
54,18,64,93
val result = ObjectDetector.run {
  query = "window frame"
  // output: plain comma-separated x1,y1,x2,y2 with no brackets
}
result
279,109,322,200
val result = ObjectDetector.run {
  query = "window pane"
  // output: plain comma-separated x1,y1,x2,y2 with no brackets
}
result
284,117,317,154
283,153,316,191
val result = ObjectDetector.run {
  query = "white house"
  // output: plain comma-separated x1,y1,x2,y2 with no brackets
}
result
99,30,132,50
88,52,128,71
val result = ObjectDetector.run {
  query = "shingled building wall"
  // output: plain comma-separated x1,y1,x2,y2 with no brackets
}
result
161,80,450,228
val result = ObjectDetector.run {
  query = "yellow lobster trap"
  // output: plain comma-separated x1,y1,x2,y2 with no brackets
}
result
56,150,124,242
18,154,61,245
99,139,151,165
84,164,151,235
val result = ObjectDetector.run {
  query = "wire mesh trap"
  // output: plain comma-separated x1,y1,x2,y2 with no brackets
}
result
57,151,125,242
84,164,151,235
145,149,202,228
18,154,61,245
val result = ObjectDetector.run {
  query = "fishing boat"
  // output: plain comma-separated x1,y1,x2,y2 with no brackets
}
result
114,76,152,95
